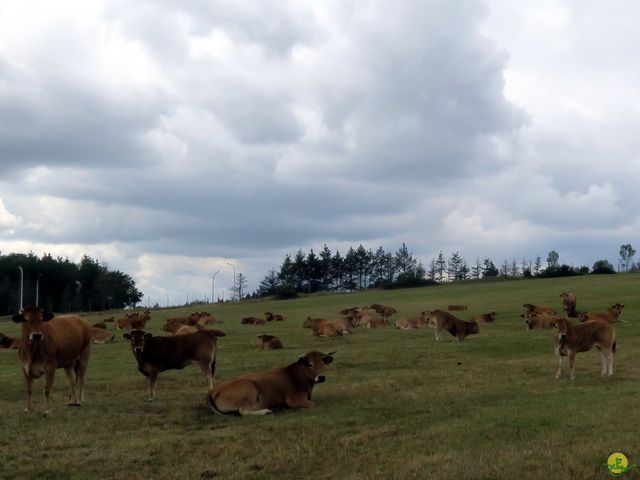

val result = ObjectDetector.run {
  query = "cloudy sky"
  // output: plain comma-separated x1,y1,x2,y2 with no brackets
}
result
1,0,638,304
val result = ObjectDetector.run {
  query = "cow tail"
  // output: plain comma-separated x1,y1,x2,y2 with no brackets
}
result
207,390,226,416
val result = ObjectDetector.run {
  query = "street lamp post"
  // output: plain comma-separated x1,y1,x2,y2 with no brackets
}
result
211,270,220,304
226,262,236,301
35,273,42,307
18,266,24,310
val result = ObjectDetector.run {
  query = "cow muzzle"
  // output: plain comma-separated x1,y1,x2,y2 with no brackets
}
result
558,334,567,342
29,332,44,342
314,375,326,384
134,346,144,354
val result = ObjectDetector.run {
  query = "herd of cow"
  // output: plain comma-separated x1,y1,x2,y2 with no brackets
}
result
0,291,625,416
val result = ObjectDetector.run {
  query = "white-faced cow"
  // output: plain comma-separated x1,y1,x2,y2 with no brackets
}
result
207,351,335,415
12,306,92,415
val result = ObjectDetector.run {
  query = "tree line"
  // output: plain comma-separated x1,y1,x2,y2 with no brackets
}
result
256,243,638,298
0,252,142,315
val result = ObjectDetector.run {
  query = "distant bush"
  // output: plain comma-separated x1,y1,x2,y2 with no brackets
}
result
384,277,439,290
538,264,588,278
591,260,616,274
275,286,298,299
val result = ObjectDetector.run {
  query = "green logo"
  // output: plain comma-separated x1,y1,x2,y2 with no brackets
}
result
605,453,638,477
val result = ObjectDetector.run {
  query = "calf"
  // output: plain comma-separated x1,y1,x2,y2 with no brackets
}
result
123,329,225,401
241,316,266,325
470,311,497,323
258,335,283,350
560,292,578,318
552,318,615,380
91,327,115,344
0,332,19,349
207,351,335,415
265,311,286,322
422,310,479,341
522,312,561,330
12,307,92,415
523,303,557,315
579,303,625,324
354,309,386,329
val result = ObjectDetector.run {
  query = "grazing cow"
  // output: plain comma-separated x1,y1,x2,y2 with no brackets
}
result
123,329,225,401
395,314,428,330
0,332,19,349
523,303,557,315
241,316,266,325
552,318,615,380
560,292,578,318
91,327,115,344
447,305,468,311
265,312,286,322
470,312,497,323
368,304,397,323
207,351,335,415
579,303,625,324
92,321,107,330
12,306,92,415
422,310,479,341
258,335,283,350
522,312,561,330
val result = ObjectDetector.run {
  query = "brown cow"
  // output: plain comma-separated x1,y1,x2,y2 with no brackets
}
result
422,309,479,341
552,318,615,379
12,306,92,415
339,306,361,316
368,304,397,323
196,313,223,325
92,321,107,330
258,334,283,350
395,314,428,330
303,317,347,336
447,305,468,311
560,292,578,317
123,329,225,401
265,312,286,322
579,303,625,324
470,312,497,323
114,316,132,330
523,303,557,315
0,332,19,349
207,351,335,415
102,316,115,323
522,312,561,330
354,309,385,329
241,316,266,325
91,327,115,344
162,319,200,336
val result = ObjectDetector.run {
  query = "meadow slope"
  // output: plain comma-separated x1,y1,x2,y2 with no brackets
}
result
1,274,639,480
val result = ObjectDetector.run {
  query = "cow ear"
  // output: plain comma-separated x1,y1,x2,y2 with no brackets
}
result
43,312,55,321
12,314,25,323
297,355,311,367
322,355,334,364
123,333,132,340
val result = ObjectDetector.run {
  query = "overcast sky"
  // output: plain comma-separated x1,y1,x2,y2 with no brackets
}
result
1,0,638,305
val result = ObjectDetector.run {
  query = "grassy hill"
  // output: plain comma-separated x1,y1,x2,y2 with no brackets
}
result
1,274,638,479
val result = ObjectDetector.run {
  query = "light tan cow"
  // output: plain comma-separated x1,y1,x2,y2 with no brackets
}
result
522,312,561,330
559,292,578,318
91,327,116,344
523,303,557,315
470,311,497,323
579,303,625,324
207,351,335,415
395,314,428,329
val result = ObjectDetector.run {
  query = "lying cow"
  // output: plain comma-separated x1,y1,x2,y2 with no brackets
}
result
91,327,115,344
123,329,225,401
241,316,266,325
395,314,428,330
92,321,107,330
368,304,397,323
354,309,385,329
560,292,578,318
0,332,20,349
162,319,200,336
422,310,479,341
579,303,625,324
447,305,468,311
303,317,348,336
265,312,286,322
553,318,615,380
13,306,92,415
523,303,557,315
207,351,335,415
522,312,561,330
470,311,497,323
258,334,283,350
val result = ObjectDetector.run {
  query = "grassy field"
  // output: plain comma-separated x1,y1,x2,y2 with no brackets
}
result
1,274,639,480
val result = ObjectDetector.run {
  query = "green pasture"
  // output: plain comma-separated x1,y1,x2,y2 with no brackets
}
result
1,274,639,479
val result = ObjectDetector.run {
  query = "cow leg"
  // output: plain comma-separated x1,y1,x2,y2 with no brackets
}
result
435,324,441,342
599,351,607,376
147,372,158,401
605,349,614,376
24,374,34,413
555,354,563,379
63,366,78,404
76,346,91,405
43,365,56,415
199,358,215,391
238,407,272,416
569,353,576,380
287,394,316,410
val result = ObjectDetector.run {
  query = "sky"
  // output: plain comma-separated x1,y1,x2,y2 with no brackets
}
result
1,0,639,305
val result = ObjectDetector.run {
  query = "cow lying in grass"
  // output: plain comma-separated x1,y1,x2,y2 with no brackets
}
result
395,314,428,329
470,312,497,323
552,318,615,380
579,303,625,324
258,335,283,350
265,312,286,322
241,316,266,325
422,310,479,341
522,312,562,330
303,317,352,336
523,303,557,315
207,351,335,415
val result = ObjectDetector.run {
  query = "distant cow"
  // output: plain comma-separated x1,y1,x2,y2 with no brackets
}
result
447,305,468,311
123,329,225,401
560,292,578,318
207,351,335,415
522,312,561,330
258,335,283,350
422,310,479,341
368,304,397,323
395,314,428,330
470,312,497,323
523,303,557,315
265,312,286,322
303,317,347,336
102,316,115,323
162,319,200,336
91,327,115,344
92,321,107,330
12,306,92,415
553,318,615,380
354,309,385,329
241,316,266,325
579,303,625,324
0,332,19,349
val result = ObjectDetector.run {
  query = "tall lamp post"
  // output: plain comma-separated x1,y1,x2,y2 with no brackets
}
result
211,270,220,304
226,262,236,301
35,273,42,307
18,266,24,310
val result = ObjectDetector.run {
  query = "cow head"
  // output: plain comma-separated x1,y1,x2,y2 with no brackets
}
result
611,303,625,314
470,321,480,334
553,317,569,342
521,311,535,330
12,307,55,343
297,351,335,383
258,334,274,342
123,329,152,354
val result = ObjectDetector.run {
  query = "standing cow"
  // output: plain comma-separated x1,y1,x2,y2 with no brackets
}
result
12,307,92,415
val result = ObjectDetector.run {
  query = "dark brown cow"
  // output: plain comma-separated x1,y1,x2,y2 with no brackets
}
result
0,332,19,349
470,312,497,323
123,329,225,401
258,334,283,349
523,303,557,315
422,309,479,341
241,316,266,325
560,292,578,317
12,307,92,415
552,318,615,379
207,351,335,415
265,312,286,322
579,303,625,324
